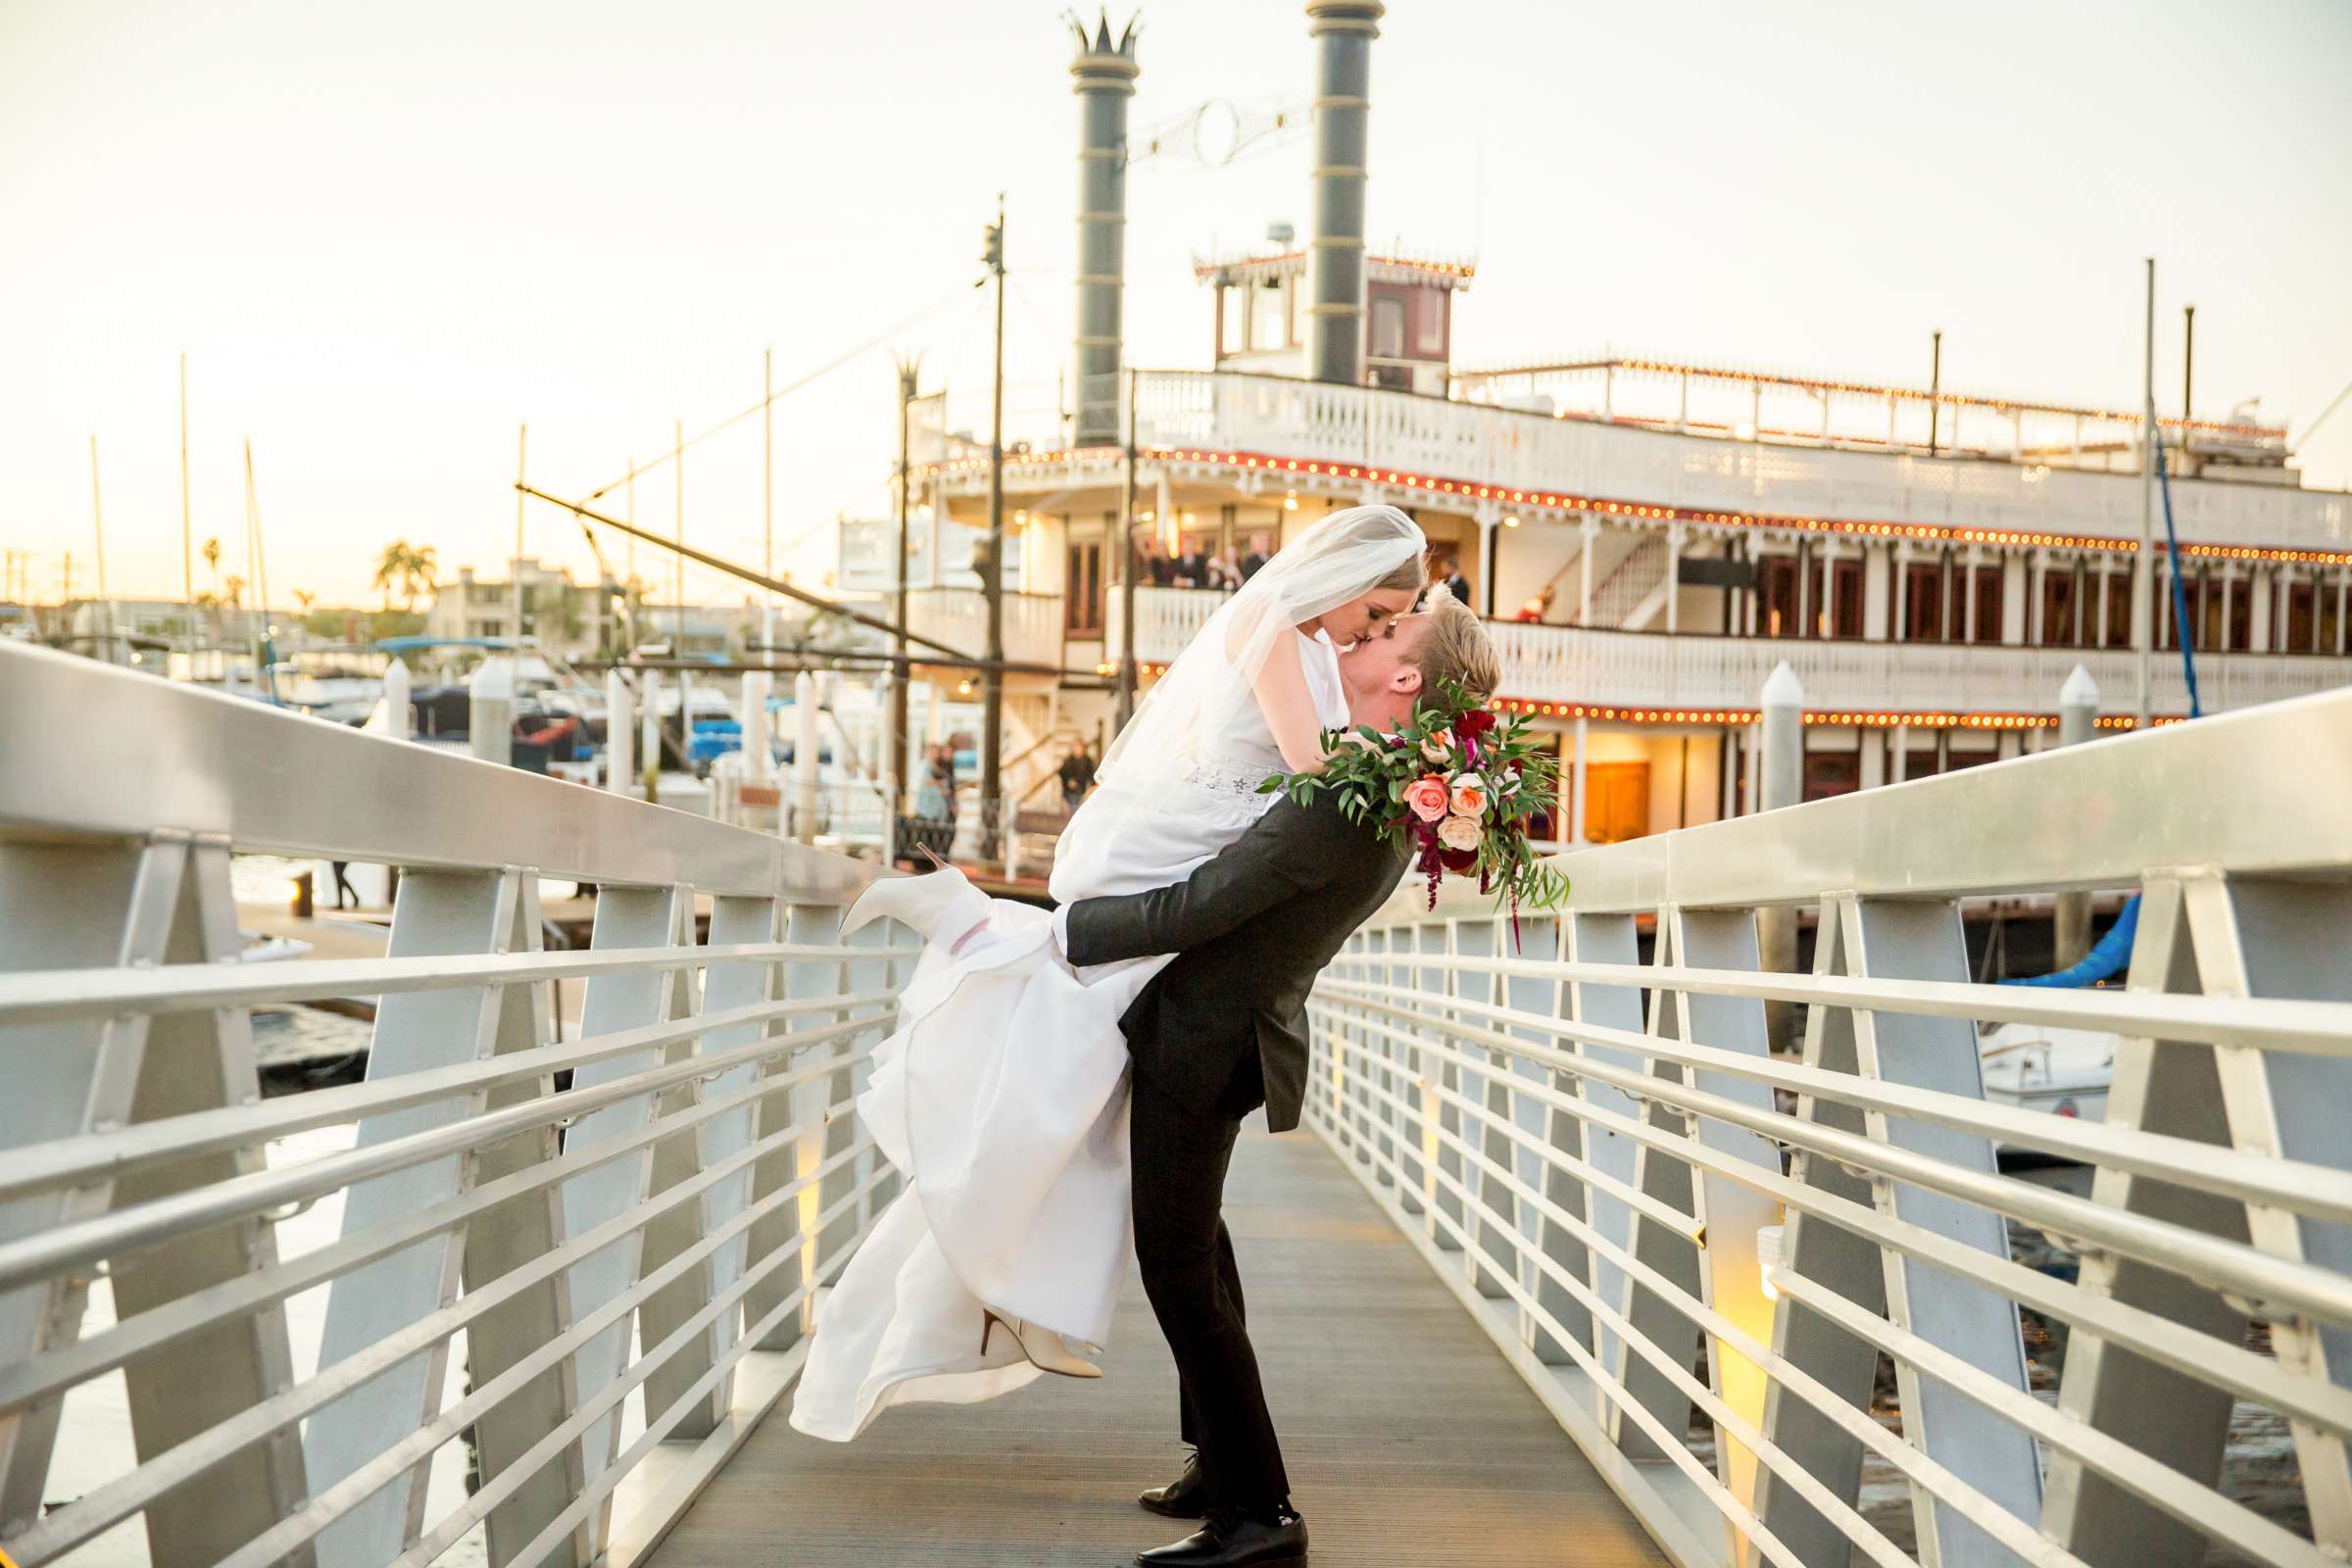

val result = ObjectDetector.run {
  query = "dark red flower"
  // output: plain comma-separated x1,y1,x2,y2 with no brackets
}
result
1438,845,1479,873
1453,709,1498,740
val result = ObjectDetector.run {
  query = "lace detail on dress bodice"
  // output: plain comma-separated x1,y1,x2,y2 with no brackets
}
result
1181,756,1282,801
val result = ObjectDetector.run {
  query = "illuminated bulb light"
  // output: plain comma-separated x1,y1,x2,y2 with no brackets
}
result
991,441,2350,564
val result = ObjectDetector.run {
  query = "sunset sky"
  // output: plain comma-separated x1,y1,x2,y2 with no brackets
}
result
3,0,2347,611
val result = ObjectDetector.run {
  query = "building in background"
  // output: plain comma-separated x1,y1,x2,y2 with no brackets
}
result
424,559,617,660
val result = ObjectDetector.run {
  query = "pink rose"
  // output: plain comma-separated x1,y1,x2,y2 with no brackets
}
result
1403,775,1450,822
1437,812,1483,853
1448,775,1488,816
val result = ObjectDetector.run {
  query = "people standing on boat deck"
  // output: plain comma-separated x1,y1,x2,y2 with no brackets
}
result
329,860,359,909
1437,555,1472,608
1058,738,1098,814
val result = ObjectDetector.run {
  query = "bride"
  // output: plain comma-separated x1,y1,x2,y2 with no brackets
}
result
789,504,1427,1441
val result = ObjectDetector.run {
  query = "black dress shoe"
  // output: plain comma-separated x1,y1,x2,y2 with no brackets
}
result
1139,1450,1209,1518
1134,1509,1307,1567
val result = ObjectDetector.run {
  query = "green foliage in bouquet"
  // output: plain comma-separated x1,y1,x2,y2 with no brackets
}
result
1260,682,1570,914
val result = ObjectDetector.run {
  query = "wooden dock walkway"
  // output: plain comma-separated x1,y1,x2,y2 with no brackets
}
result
644,1122,1669,1568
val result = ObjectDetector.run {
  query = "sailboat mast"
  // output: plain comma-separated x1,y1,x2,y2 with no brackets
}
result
88,435,108,600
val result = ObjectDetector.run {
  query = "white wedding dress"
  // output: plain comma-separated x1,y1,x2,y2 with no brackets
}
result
786,628,1351,1441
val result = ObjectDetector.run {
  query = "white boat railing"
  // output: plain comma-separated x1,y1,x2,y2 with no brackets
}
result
1102,586,2346,718
1128,368,2352,555
1102,585,1232,669
905,587,1063,671
0,642,916,1568
1306,684,2352,1568
1486,620,2349,718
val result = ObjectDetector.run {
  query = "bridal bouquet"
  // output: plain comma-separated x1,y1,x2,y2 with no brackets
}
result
1260,685,1570,915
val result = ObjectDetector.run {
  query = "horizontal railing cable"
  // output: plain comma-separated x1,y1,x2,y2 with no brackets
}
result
396,1173,879,1568
0,940,912,1028
1314,986,2352,1333
0,1004,892,1294
8,1110,871,1566
1308,994,2352,1439
0,1038,876,1420
0,989,899,1203
1333,950,2352,1058
1313,1026,2333,1568
1316,967,2352,1223
1313,1045,2090,1568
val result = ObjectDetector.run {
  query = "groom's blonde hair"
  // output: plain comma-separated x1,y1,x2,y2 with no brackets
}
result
1408,593,1500,704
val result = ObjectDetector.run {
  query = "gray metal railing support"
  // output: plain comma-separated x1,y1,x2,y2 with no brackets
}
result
304,869,532,1568
1459,918,1519,1302
2046,872,2352,1567
0,836,312,1568
556,883,692,1556
1523,914,1596,1367
631,891,730,1445
453,879,590,1568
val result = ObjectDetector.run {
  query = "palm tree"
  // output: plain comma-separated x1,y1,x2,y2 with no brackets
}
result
199,538,223,639
372,542,410,611
402,545,438,610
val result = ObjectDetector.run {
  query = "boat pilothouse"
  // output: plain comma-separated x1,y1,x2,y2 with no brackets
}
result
859,1,2351,854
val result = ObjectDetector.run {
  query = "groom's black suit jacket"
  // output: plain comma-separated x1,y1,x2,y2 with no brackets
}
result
1061,792,1409,1133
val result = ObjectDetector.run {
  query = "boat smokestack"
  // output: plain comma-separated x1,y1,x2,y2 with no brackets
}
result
1070,11,1140,446
1304,0,1381,386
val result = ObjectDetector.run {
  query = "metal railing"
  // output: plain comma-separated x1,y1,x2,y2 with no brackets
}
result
1304,685,2352,1568
0,644,916,1568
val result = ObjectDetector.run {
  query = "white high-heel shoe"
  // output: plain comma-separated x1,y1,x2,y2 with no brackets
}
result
982,1309,1103,1379
840,866,993,945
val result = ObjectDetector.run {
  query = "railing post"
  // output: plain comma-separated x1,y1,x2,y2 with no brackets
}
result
2039,877,2247,1568
1607,905,1702,1465
457,879,593,1568
1752,897,1893,1568
1522,913,1595,1365
632,894,759,1442
1613,906,1783,1524
841,911,906,1222
746,903,845,1350
1427,920,1468,1250
1564,912,1646,1381
553,882,691,1553
305,868,530,1568
2159,874,2352,1552
0,836,311,1568
1458,918,1517,1300
1838,893,2041,1567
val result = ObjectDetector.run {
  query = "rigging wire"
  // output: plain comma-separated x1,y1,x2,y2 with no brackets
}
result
2290,375,2352,451
579,280,974,505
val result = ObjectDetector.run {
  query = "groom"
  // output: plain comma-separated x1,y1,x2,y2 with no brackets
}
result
1054,595,1501,1568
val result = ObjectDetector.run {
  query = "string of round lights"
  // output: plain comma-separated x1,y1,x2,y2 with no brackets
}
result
913,446,2352,568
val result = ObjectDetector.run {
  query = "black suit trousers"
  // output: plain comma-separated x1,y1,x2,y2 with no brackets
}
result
1129,1065,1289,1517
